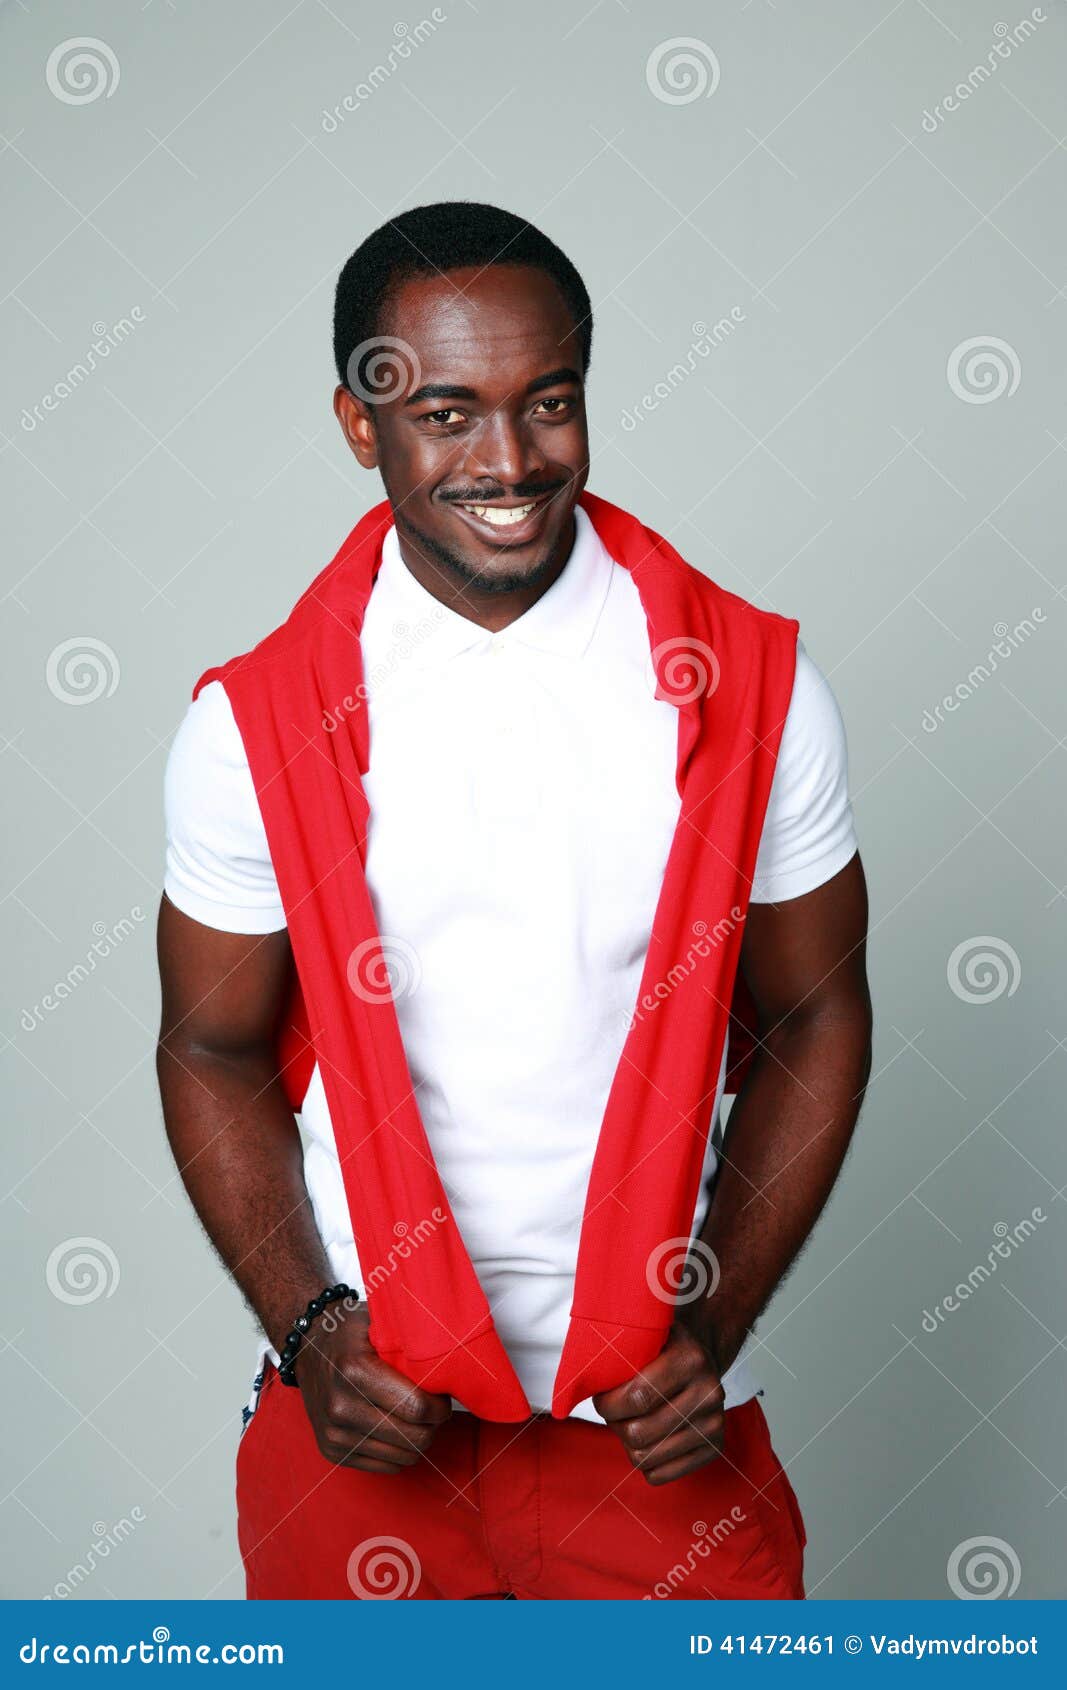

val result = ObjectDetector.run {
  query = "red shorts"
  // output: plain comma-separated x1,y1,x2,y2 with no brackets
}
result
236,1365,806,1600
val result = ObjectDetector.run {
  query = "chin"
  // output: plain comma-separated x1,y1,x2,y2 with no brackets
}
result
463,550,557,595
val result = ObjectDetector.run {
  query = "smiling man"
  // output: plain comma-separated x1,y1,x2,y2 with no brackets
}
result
157,201,872,1602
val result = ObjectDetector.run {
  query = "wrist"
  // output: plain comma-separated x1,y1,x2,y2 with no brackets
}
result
679,1298,748,1376
276,1283,358,1386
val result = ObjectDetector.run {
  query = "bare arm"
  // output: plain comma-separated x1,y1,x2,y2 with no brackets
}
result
595,853,873,1483
690,849,873,1364
155,894,450,1470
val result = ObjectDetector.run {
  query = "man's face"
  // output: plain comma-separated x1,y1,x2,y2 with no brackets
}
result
335,264,589,596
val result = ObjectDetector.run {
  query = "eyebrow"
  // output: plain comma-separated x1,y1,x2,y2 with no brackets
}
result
403,367,582,406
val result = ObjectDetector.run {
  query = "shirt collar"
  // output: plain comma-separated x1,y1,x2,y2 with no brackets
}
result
372,504,614,667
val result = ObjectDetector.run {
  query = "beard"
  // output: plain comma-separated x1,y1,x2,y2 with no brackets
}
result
394,506,566,597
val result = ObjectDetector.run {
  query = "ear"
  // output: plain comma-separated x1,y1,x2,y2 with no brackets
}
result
334,384,379,469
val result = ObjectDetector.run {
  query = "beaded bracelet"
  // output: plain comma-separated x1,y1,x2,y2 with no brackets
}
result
277,1283,358,1386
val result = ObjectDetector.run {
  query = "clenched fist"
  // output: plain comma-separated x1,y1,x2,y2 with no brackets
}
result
294,1301,452,1474
593,1320,726,1485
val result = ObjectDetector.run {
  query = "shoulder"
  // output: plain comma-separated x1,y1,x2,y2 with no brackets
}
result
779,638,849,768
169,678,249,780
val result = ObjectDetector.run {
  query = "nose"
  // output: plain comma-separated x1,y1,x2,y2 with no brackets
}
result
458,408,547,490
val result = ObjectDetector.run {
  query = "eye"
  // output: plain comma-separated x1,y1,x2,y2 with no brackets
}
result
422,408,465,427
534,396,574,418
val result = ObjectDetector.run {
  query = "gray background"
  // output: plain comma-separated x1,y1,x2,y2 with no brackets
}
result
2,0,1065,1601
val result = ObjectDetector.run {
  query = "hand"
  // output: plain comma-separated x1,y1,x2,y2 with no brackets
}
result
592,1320,725,1486
294,1301,452,1474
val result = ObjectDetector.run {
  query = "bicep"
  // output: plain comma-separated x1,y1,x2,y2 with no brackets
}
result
160,683,291,1052
157,894,293,1056
740,852,870,1026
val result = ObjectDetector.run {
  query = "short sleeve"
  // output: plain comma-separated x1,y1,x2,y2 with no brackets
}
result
750,638,858,904
163,679,287,934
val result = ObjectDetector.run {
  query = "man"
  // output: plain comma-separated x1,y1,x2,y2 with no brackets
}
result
157,201,872,1601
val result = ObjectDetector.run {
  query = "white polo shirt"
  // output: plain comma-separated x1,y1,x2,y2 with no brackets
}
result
164,506,858,1420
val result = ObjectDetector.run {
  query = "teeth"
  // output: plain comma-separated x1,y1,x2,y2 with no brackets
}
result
461,502,536,526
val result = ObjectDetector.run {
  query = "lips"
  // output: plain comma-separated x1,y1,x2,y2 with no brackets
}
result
445,491,557,547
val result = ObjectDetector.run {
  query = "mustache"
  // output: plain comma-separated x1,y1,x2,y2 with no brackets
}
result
438,481,570,504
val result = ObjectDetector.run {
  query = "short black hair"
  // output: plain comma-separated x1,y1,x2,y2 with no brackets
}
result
333,201,593,393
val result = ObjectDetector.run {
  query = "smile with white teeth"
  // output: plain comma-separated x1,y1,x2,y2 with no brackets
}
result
457,501,538,526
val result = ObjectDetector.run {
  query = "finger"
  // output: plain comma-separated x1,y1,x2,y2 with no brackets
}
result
641,1445,723,1486
325,1431,424,1470
326,1394,440,1455
331,1355,452,1429
358,1358,448,1424
617,1377,725,1452
334,1450,410,1476
635,1417,723,1470
595,1341,704,1423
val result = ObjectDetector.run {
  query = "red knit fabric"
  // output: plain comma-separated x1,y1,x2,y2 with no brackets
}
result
194,492,798,1421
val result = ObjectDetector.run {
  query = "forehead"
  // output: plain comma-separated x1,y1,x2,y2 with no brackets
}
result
381,265,580,385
